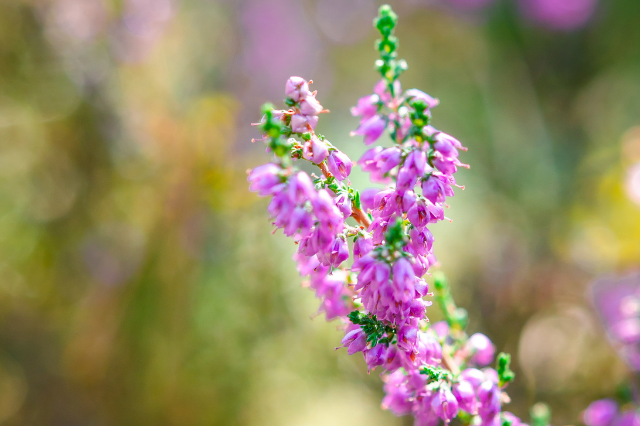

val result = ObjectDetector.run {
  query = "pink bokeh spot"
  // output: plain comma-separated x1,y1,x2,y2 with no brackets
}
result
520,0,599,31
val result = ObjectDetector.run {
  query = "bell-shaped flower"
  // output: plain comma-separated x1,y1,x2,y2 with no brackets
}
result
405,149,428,176
290,113,319,133
409,227,434,256
453,381,478,414
283,207,313,238
381,371,413,416
405,88,439,108
302,136,329,164
460,368,486,389
333,192,352,219
268,191,295,228
396,166,418,192
299,94,324,115
326,150,352,181
354,234,374,258
407,199,430,228
248,163,285,196
477,381,501,421
377,147,402,174
351,114,386,146
431,387,459,423
285,76,310,102
288,171,316,204
468,333,495,367
351,94,380,122
341,328,368,355
374,79,401,103
364,343,386,371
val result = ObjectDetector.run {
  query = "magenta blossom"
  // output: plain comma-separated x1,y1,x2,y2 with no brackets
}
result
351,114,386,145
285,76,310,102
351,94,380,122
326,150,352,181
302,135,329,164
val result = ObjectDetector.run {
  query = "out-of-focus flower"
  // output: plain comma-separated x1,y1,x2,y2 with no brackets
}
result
468,333,496,367
519,0,599,31
591,272,640,370
583,399,618,426
625,162,640,207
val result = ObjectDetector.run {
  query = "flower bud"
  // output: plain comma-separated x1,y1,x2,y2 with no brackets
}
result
288,171,316,204
405,149,428,176
431,387,459,423
351,114,385,145
477,381,500,420
354,234,374,258
396,166,418,192
460,368,485,389
290,113,319,133
302,136,329,164
377,147,402,174
364,343,386,371
405,88,439,108
409,227,434,256
341,328,367,355
248,163,285,196
299,94,324,115
326,150,352,181
407,199,429,228
453,381,478,414
351,94,380,121
285,76,310,102
468,333,495,367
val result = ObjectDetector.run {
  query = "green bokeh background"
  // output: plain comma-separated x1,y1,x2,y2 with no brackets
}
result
0,0,639,424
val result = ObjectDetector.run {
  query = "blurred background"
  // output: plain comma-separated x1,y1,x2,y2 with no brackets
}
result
0,0,639,424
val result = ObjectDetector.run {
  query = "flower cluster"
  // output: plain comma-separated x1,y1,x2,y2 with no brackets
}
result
581,273,640,426
248,5,539,426
248,91,364,321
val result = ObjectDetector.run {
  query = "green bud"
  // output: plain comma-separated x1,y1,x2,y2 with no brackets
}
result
384,217,405,247
530,403,551,426
261,102,274,116
433,272,447,291
453,308,468,329
497,352,515,387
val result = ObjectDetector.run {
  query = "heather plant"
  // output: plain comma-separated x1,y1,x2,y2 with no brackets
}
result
248,5,550,426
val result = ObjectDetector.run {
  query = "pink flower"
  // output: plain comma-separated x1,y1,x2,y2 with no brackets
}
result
354,234,374,258
248,163,284,196
468,333,495,367
431,388,459,423
453,381,478,414
285,76,310,102
341,328,367,355
290,113,319,133
351,115,386,145
583,399,618,426
299,94,324,115
302,136,329,164
376,147,402,174
374,79,401,103
351,94,380,122
405,88,439,108
326,150,352,181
